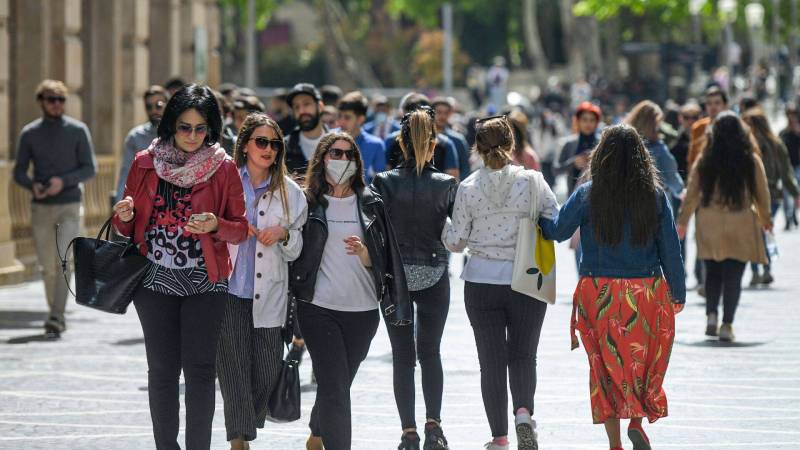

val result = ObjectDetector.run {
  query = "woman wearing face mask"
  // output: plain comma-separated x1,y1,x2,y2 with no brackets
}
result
112,84,248,450
290,132,411,450
216,113,308,450
371,106,458,450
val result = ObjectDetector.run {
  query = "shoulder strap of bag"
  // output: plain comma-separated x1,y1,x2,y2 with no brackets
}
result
55,222,79,298
528,170,539,221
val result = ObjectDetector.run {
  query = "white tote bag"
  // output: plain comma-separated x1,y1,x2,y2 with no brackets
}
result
511,171,557,304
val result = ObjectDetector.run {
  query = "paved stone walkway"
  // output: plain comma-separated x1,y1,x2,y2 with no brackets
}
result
1,215,799,449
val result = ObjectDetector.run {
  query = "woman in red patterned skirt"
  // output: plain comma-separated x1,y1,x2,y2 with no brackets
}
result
539,124,686,450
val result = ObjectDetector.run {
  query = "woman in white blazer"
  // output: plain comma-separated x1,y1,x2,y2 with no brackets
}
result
217,113,308,450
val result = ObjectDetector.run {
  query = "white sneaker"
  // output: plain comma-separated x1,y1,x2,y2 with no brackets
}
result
719,323,735,342
484,442,509,450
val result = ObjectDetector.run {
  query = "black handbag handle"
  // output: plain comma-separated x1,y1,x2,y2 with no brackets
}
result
55,215,138,299
55,222,78,298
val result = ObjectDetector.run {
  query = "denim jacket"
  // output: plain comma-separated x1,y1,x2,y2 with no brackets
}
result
539,182,686,303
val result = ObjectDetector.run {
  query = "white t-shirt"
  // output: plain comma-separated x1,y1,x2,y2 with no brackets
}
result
299,131,325,162
312,194,378,312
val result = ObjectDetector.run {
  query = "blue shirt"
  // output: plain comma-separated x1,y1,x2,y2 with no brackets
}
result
444,128,471,180
539,182,686,302
228,167,271,299
646,140,684,201
356,131,387,183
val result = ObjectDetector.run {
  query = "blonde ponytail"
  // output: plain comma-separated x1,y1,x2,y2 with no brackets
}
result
399,107,437,175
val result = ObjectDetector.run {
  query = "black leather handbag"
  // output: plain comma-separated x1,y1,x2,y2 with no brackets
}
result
58,216,150,314
266,345,301,423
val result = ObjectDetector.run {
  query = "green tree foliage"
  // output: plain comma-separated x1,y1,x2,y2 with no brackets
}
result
219,0,290,29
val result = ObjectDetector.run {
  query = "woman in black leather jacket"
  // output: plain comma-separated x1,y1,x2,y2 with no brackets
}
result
370,106,458,450
289,132,410,450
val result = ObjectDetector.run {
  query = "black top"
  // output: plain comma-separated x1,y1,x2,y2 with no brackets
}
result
370,161,458,267
780,128,800,167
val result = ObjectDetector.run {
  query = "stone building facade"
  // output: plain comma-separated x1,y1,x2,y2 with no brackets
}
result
0,0,222,284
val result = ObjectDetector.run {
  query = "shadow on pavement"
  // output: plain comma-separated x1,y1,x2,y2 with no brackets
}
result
112,337,145,346
0,310,47,330
6,333,60,344
676,339,768,348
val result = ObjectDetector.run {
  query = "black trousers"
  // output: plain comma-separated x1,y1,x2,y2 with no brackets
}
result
298,301,380,450
704,259,747,324
386,274,450,429
133,288,227,450
216,295,284,442
464,282,547,438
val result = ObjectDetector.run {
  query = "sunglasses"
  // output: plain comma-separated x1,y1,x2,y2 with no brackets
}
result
43,96,66,104
681,115,699,121
146,101,165,111
251,137,284,151
176,123,208,136
329,148,355,160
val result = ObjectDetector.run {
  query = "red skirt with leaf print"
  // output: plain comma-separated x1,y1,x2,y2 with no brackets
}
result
571,276,676,424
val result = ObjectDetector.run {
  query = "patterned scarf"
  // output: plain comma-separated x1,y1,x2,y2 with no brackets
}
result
148,138,229,188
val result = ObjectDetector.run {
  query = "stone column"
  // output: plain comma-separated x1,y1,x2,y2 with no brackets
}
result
49,0,84,118
205,0,221,87
0,0,25,284
149,0,181,85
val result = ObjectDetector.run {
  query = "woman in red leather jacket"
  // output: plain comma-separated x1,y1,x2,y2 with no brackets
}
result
112,84,247,450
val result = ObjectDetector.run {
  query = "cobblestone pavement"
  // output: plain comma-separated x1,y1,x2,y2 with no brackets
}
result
1,214,799,450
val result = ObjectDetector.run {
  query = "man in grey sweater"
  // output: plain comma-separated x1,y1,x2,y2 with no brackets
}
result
13,79,97,338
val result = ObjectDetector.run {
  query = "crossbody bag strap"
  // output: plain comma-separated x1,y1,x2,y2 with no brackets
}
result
528,170,539,222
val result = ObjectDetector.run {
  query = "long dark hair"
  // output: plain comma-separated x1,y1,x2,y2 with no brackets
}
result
233,113,290,219
698,112,757,209
157,84,222,145
305,132,366,208
588,124,662,247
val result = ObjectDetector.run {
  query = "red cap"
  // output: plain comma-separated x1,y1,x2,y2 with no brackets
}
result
575,101,602,120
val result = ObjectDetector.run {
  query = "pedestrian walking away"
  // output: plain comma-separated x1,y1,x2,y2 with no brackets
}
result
13,79,97,338
686,87,730,294
289,132,411,450
216,113,308,450
540,124,686,450
778,103,800,230
112,84,248,450
371,106,458,450
443,115,559,450
741,108,800,286
678,112,773,342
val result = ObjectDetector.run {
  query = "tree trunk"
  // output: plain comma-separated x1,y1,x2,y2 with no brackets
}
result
602,15,620,80
560,0,584,80
523,0,548,79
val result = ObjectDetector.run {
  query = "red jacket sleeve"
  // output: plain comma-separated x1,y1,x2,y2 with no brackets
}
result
112,156,141,237
212,161,248,244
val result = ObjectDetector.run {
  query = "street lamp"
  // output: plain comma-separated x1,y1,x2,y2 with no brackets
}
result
745,2,765,95
719,0,738,92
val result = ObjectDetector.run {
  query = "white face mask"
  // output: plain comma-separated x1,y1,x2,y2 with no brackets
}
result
326,159,358,186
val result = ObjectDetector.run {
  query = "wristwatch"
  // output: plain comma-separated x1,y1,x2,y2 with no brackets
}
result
280,228,289,246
